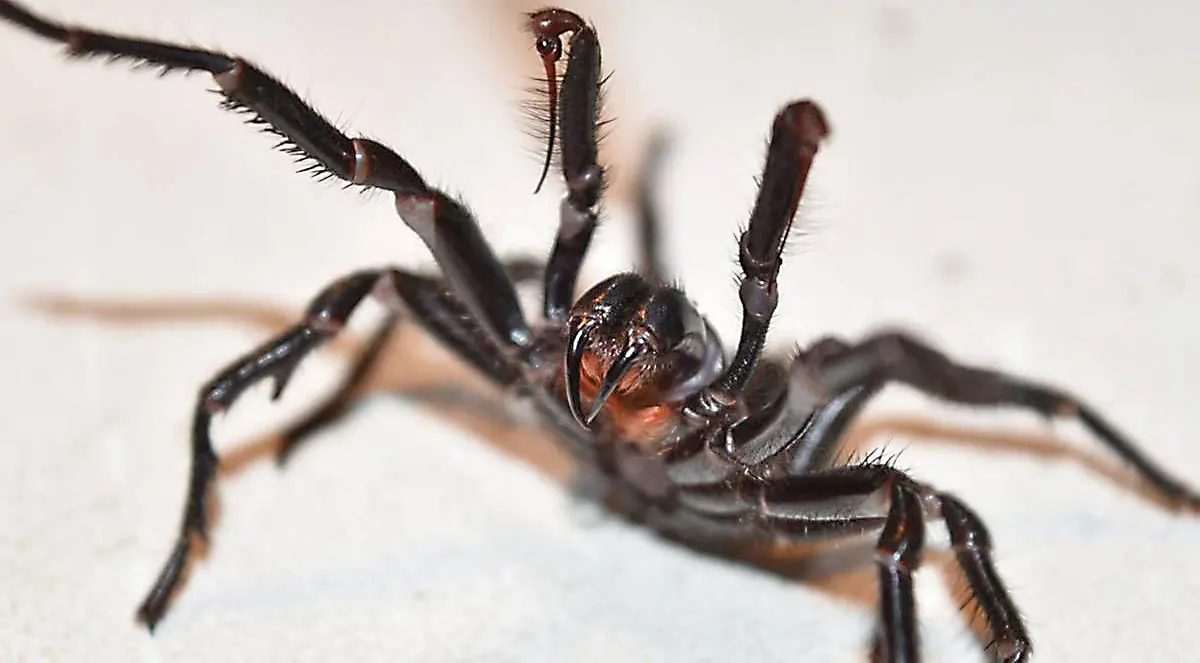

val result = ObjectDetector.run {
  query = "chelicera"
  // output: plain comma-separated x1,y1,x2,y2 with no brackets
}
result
2,3,1196,661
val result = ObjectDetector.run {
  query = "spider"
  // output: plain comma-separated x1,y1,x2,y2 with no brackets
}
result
2,2,1197,661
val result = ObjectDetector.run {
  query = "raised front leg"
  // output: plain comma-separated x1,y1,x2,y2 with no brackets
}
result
0,0,533,350
690,100,829,412
635,131,670,284
528,8,607,322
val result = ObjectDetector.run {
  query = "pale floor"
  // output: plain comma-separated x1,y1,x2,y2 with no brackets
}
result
2,1,1199,661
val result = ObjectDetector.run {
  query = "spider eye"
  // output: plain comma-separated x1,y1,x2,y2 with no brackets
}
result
640,288,705,355
535,35,562,59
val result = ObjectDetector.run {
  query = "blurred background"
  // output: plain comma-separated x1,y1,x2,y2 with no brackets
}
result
1,0,1198,661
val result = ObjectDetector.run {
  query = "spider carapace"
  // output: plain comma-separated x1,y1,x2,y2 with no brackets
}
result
1,2,1196,662
563,273,726,443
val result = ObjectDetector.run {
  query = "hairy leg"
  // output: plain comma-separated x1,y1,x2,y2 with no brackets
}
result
0,0,534,350
137,267,524,629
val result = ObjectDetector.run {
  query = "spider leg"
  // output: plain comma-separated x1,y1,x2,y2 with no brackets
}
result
0,0,533,350
692,100,829,407
527,9,606,322
677,464,1029,662
273,312,398,467
137,267,524,630
688,323,1194,660
797,330,1200,508
937,493,1030,662
678,465,928,662
730,328,1200,657
762,330,1200,659
767,469,929,663
635,131,670,284
275,259,547,466
783,381,885,473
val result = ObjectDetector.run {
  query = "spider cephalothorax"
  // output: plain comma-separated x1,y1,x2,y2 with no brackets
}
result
1,2,1196,662
565,273,724,439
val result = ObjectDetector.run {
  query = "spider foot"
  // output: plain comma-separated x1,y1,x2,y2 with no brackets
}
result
135,535,192,632
988,635,1032,663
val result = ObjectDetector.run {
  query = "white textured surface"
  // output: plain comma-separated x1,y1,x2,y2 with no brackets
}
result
3,1,1200,661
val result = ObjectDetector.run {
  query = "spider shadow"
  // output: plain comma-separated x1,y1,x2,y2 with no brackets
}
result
24,292,576,481
25,292,1165,654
